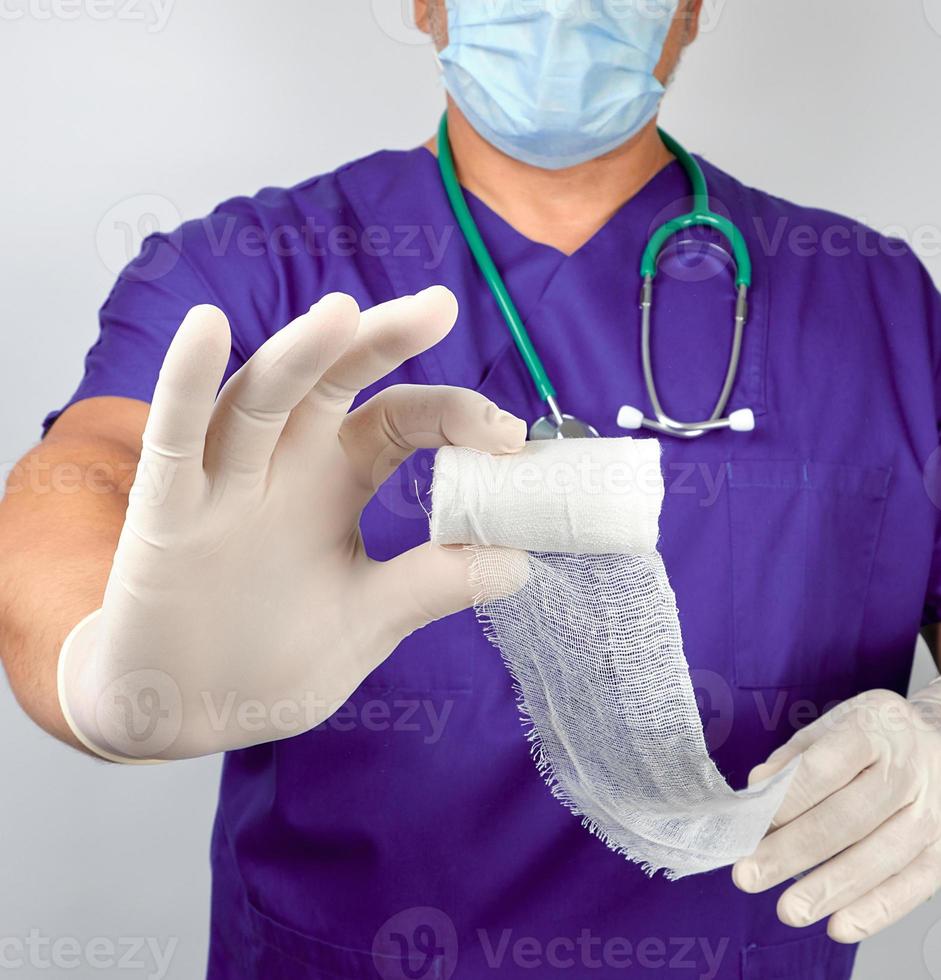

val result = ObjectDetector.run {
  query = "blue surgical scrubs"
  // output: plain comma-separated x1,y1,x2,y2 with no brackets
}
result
45,144,941,979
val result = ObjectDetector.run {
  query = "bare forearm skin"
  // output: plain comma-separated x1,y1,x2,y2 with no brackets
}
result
0,397,148,751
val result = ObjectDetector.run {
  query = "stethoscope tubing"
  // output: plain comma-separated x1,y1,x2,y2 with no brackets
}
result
436,111,755,439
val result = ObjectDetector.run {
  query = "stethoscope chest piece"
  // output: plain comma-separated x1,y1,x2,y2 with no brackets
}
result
528,394,600,440
529,413,600,441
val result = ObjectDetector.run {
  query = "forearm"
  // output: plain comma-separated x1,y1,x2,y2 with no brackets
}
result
0,430,136,749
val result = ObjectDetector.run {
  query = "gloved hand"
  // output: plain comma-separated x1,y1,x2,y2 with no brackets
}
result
58,288,527,762
733,683,941,943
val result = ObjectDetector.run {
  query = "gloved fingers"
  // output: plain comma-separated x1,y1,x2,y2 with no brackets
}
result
301,286,459,419
827,843,941,944
749,724,876,828
141,305,232,466
775,805,930,929
733,763,907,893
363,542,477,641
753,689,911,787
362,543,530,643
338,384,527,499
127,306,232,533
749,694,875,784
203,293,360,480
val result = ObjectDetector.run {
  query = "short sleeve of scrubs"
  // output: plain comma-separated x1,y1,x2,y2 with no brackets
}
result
42,200,279,435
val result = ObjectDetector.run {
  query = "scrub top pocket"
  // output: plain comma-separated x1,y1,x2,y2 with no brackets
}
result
741,930,856,979
727,459,891,690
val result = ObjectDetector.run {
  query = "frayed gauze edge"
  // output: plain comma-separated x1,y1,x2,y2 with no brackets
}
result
429,438,797,879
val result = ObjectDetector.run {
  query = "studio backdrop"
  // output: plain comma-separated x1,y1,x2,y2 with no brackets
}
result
1,2,940,977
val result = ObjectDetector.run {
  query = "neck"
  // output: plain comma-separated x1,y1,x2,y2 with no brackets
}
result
424,100,675,255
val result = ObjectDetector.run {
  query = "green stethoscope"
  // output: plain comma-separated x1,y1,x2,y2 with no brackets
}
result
436,112,757,440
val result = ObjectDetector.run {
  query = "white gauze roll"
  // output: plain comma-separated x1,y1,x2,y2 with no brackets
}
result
429,438,797,879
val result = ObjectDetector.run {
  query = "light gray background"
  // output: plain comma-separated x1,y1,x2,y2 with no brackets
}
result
1,1,941,977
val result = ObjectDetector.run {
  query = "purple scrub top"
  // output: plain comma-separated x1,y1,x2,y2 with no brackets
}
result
45,144,941,980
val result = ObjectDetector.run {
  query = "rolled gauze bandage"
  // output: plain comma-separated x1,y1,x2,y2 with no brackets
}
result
430,439,663,555
429,437,797,880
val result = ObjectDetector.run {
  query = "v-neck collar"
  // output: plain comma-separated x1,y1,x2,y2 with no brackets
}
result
412,144,687,264
341,144,691,286
337,143,769,433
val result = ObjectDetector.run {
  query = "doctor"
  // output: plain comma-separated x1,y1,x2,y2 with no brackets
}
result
1,2,941,977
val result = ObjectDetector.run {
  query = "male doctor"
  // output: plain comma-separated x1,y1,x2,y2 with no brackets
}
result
2,2,941,978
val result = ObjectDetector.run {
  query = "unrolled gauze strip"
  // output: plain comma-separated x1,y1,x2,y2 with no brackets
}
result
429,438,797,879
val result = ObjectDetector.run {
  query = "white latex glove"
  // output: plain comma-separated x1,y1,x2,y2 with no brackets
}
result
58,288,527,762
732,683,941,943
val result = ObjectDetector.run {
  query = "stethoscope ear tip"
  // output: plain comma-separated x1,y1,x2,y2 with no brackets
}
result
729,408,756,433
617,404,755,436
616,405,645,431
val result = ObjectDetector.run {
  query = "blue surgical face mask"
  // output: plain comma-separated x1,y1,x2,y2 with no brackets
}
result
438,0,679,170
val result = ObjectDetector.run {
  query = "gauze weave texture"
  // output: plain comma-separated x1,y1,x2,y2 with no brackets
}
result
430,438,797,879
